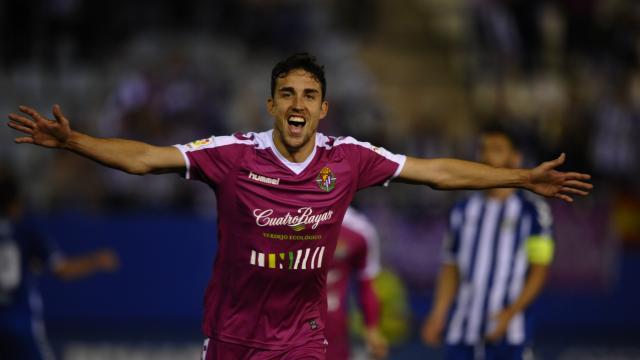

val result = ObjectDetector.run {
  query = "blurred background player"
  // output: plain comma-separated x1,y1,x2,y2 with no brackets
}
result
326,206,388,359
422,126,555,360
0,170,119,360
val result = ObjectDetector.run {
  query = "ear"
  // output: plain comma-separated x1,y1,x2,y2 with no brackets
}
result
267,97,275,116
319,100,329,120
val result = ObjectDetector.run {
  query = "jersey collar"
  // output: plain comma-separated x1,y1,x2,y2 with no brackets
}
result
266,129,318,175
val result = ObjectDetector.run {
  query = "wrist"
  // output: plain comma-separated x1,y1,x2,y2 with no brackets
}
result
517,169,532,189
62,130,81,150
502,306,518,319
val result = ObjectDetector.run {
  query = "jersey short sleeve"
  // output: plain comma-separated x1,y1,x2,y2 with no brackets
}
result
174,133,252,184
334,137,406,190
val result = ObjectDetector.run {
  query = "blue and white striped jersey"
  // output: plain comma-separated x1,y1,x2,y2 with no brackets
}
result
443,191,553,346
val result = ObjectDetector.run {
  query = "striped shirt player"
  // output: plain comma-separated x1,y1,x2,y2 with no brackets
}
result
175,130,404,358
440,191,554,359
325,207,384,360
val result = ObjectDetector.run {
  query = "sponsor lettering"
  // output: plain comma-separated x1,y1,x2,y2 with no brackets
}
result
248,171,280,185
262,232,322,241
253,207,334,230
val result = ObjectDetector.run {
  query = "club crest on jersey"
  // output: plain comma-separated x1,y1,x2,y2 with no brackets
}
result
316,167,336,192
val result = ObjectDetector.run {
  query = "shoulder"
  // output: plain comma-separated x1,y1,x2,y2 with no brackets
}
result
316,134,374,152
182,131,269,152
519,192,553,225
451,194,481,215
447,194,484,228
317,134,403,162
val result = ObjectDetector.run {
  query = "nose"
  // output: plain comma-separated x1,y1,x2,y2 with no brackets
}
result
292,95,304,111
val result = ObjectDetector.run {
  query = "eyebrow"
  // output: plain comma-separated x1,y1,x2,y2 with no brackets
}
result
278,87,320,95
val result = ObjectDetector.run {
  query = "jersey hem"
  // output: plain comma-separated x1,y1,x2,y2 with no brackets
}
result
207,331,325,351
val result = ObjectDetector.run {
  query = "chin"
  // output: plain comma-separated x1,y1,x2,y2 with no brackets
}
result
284,136,308,150
285,140,304,150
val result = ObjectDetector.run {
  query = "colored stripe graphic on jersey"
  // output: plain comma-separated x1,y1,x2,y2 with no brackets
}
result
250,247,326,270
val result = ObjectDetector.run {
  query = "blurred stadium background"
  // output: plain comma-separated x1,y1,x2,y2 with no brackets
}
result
1,0,639,359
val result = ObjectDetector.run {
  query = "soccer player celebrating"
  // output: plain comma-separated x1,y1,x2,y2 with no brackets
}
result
326,206,387,359
7,53,591,359
0,171,119,360
421,126,556,360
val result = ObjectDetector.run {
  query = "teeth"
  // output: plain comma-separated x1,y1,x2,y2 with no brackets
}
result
288,116,305,124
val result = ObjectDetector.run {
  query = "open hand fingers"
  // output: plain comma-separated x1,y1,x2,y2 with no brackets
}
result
8,113,37,129
52,104,70,127
7,120,34,135
554,193,574,203
563,179,593,190
14,136,34,144
544,153,566,169
561,186,589,196
564,172,591,181
18,105,47,121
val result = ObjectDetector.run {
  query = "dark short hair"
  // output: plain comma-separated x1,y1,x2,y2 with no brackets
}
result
0,171,19,215
481,124,521,150
271,53,326,100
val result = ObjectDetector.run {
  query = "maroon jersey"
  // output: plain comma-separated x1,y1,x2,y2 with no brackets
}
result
175,130,404,350
326,207,382,359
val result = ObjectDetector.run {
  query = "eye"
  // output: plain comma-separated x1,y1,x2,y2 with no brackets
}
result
305,94,316,100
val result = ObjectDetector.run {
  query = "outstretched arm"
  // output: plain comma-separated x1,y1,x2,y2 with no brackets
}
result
53,248,119,281
398,155,592,202
7,105,185,175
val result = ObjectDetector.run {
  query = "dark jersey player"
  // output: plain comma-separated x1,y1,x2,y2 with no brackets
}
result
326,207,387,359
7,53,592,359
0,172,118,360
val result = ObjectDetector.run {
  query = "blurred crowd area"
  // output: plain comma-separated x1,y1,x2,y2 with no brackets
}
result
1,0,639,285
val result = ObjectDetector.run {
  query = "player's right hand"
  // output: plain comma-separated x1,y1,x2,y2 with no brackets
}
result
94,249,120,272
7,104,72,148
421,312,446,347
365,327,389,359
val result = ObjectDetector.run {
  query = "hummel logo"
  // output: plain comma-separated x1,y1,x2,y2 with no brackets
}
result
248,171,280,185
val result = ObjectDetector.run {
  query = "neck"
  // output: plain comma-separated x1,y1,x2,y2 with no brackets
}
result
272,130,315,163
486,187,515,201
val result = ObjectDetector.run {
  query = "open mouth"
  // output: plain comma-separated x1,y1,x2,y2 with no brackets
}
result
287,115,306,135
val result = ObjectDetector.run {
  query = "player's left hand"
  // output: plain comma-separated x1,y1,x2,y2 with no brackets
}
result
485,309,514,343
365,327,389,359
526,153,592,203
